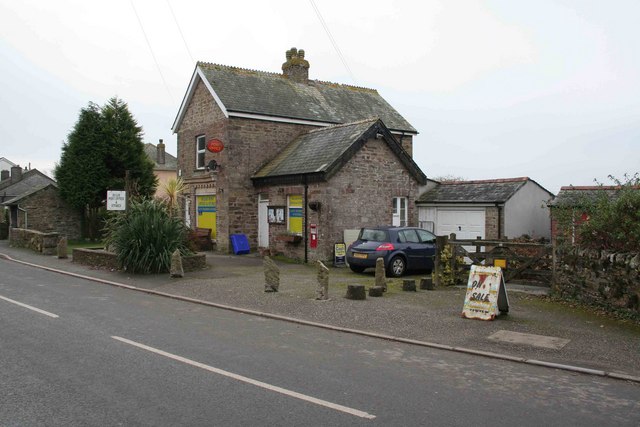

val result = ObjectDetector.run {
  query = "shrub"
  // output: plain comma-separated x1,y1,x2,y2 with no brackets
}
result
103,199,192,274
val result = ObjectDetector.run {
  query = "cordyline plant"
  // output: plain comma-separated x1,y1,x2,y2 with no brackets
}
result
103,198,192,274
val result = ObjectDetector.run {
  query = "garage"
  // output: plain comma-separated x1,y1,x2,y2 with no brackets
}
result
416,177,554,241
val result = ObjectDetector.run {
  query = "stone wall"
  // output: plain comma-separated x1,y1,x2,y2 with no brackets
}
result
9,227,60,255
73,248,207,272
553,247,639,315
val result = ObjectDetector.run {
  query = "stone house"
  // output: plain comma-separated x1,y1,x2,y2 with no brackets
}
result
0,165,81,239
144,140,178,198
416,177,554,240
172,47,426,261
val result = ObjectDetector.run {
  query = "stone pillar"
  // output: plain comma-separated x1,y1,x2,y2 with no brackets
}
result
375,257,387,291
57,236,68,259
316,260,329,300
170,249,184,278
264,256,279,292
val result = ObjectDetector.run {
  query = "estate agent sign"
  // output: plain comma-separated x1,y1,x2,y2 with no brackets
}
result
462,265,509,320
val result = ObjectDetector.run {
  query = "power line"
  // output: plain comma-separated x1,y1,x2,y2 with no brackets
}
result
166,0,195,65
308,0,357,85
129,0,174,103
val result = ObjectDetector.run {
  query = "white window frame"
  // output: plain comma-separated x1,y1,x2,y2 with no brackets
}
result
196,135,206,169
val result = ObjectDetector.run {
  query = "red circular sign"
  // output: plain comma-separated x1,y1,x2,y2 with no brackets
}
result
207,139,224,153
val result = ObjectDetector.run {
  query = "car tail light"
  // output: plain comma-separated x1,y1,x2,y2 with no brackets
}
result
376,243,395,251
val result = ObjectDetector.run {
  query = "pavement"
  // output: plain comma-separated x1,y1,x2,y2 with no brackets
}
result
1,240,639,382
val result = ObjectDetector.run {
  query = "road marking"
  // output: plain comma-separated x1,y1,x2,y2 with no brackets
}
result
0,294,59,318
112,336,376,420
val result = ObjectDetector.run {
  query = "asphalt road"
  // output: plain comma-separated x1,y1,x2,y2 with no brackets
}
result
1,259,639,426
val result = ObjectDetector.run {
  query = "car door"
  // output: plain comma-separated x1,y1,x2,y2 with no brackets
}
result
398,229,425,269
416,229,437,269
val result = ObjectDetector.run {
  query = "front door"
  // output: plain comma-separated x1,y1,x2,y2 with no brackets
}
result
392,197,407,226
196,195,216,238
258,195,269,248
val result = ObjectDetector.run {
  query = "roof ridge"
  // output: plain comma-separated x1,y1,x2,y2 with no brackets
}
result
305,117,379,134
560,185,623,190
442,177,529,185
198,61,287,78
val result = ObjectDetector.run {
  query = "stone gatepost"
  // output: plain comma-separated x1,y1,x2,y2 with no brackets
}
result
375,257,387,291
264,256,279,292
170,249,184,278
316,260,329,300
57,236,68,259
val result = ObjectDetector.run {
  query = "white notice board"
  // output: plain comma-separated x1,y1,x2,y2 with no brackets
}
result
462,265,509,320
107,191,127,211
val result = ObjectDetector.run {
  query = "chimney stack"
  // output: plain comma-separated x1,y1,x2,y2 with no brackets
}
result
157,139,166,165
282,47,309,83
0,170,9,182
10,165,22,183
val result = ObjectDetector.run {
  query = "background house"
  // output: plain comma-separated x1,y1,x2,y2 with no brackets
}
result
549,186,619,244
0,157,16,174
144,140,177,198
416,177,554,240
172,47,425,259
0,165,81,239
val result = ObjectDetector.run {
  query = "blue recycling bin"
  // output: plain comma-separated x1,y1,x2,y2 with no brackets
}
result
230,233,250,255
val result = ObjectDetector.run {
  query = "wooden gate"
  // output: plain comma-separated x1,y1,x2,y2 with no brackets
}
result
441,234,553,285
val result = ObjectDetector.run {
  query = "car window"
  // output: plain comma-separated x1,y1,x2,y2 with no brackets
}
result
417,229,436,243
360,229,388,242
400,229,420,243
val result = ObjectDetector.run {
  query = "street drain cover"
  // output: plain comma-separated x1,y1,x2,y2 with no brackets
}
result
488,330,570,350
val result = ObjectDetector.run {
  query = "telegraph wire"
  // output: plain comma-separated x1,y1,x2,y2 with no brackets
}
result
308,0,357,85
166,0,195,65
129,0,175,103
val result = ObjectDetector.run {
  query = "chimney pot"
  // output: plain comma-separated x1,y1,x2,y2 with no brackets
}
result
282,47,309,83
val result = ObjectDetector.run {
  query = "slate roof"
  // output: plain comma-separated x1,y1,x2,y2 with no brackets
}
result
143,143,177,171
1,183,57,206
252,118,426,186
416,177,535,204
177,63,416,134
0,169,56,203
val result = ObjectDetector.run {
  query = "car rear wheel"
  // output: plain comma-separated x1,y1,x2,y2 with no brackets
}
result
387,256,406,277
349,265,365,273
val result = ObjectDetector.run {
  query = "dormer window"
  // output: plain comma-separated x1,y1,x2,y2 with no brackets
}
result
196,135,206,169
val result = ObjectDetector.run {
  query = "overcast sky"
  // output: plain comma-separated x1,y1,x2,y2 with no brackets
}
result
1,0,638,193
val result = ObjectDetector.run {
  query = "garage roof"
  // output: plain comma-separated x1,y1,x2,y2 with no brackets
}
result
416,177,542,204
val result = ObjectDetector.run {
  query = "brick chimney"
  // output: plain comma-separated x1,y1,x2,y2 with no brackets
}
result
0,170,9,182
10,165,22,183
282,47,309,83
157,139,166,165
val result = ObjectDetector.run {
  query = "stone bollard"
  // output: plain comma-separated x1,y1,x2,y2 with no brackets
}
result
316,260,329,300
420,276,435,290
375,257,387,291
346,284,366,300
264,256,279,292
368,286,384,297
57,236,68,259
170,249,184,278
402,279,417,291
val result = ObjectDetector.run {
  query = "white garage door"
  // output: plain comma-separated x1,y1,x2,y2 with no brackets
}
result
436,209,485,240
